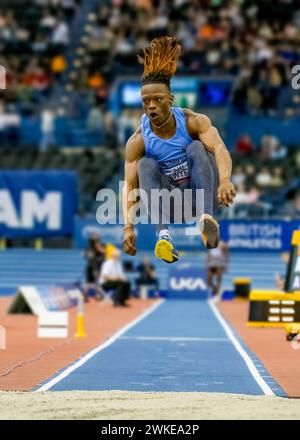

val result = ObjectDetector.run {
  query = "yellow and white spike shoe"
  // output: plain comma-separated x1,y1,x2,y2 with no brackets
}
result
154,235,179,264
199,214,220,249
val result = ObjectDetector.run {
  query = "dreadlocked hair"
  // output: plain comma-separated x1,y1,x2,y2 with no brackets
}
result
138,36,181,88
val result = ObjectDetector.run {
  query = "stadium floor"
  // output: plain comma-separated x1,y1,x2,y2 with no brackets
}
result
0,249,299,419
0,294,299,399
0,296,156,391
36,299,285,396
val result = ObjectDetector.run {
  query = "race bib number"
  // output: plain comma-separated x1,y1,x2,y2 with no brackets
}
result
160,157,190,184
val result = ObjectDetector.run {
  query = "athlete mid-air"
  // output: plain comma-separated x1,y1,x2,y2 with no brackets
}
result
123,36,236,263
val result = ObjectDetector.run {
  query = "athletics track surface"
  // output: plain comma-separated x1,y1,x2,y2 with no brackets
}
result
36,299,286,396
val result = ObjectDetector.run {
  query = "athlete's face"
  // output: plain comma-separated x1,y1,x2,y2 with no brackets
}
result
141,83,173,124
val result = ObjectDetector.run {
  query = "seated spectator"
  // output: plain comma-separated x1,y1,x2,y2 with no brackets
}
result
270,142,287,160
232,182,249,205
231,165,246,186
244,163,256,187
104,111,118,149
280,191,300,219
136,256,159,292
270,165,284,188
40,106,56,151
236,135,254,156
86,105,104,145
232,183,261,205
247,86,263,114
51,54,67,79
51,17,70,49
88,72,106,90
256,166,273,188
99,248,131,307
260,134,279,161
40,9,57,33
295,150,300,170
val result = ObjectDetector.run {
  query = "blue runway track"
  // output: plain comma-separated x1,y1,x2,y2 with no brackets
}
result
37,300,286,396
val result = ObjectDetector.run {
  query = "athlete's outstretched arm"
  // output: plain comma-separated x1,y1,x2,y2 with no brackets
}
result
123,127,145,256
185,110,236,207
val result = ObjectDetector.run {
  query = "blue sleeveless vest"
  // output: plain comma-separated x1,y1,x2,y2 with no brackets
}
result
141,107,193,184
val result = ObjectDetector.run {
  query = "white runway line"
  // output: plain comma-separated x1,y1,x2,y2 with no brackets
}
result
35,299,165,392
120,336,228,342
208,299,275,396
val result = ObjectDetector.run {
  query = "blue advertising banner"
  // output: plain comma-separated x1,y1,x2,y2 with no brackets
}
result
168,264,208,299
74,217,156,250
37,284,79,311
74,218,300,252
220,220,300,252
8,284,80,314
0,171,78,237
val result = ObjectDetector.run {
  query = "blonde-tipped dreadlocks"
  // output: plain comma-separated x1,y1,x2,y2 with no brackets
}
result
138,36,181,88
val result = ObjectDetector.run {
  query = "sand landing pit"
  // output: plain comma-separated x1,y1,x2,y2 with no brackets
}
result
0,391,299,420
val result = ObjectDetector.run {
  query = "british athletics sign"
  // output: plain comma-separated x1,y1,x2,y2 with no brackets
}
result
220,220,300,252
74,218,300,252
0,171,78,237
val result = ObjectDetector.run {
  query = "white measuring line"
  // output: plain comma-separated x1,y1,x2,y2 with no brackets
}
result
120,336,228,342
208,299,274,396
35,299,165,392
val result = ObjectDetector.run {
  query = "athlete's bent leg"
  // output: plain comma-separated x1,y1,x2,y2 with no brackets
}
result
186,141,220,248
137,157,168,234
137,157,179,263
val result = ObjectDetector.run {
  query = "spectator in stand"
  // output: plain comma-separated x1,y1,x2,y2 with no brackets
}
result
86,105,104,145
32,33,49,54
40,9,57,35
51,54,67,80
270,165,285,188
104,111,118,149
40,106,56,150
256,166,273,188
262,135,287,161
270,142,287,160
236,135,254,156
280,191,300,219
233,183,261,206
231,165,246,186
88,72,106,90
295,150,300,170
119,109,135,147
51,16,70,50
244,163,256,187
260,134,278,161
231,182,249,205
247,86,263,115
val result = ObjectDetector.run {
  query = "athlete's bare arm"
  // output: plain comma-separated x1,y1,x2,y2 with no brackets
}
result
184,109,236,207
123,126,145,256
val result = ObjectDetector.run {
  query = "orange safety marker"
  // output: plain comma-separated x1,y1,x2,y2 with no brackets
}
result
75,293,87,338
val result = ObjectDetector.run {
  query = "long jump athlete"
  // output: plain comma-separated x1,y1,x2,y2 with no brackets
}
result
123,37,236,263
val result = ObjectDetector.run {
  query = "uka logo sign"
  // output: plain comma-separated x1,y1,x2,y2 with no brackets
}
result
170,277,207,291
